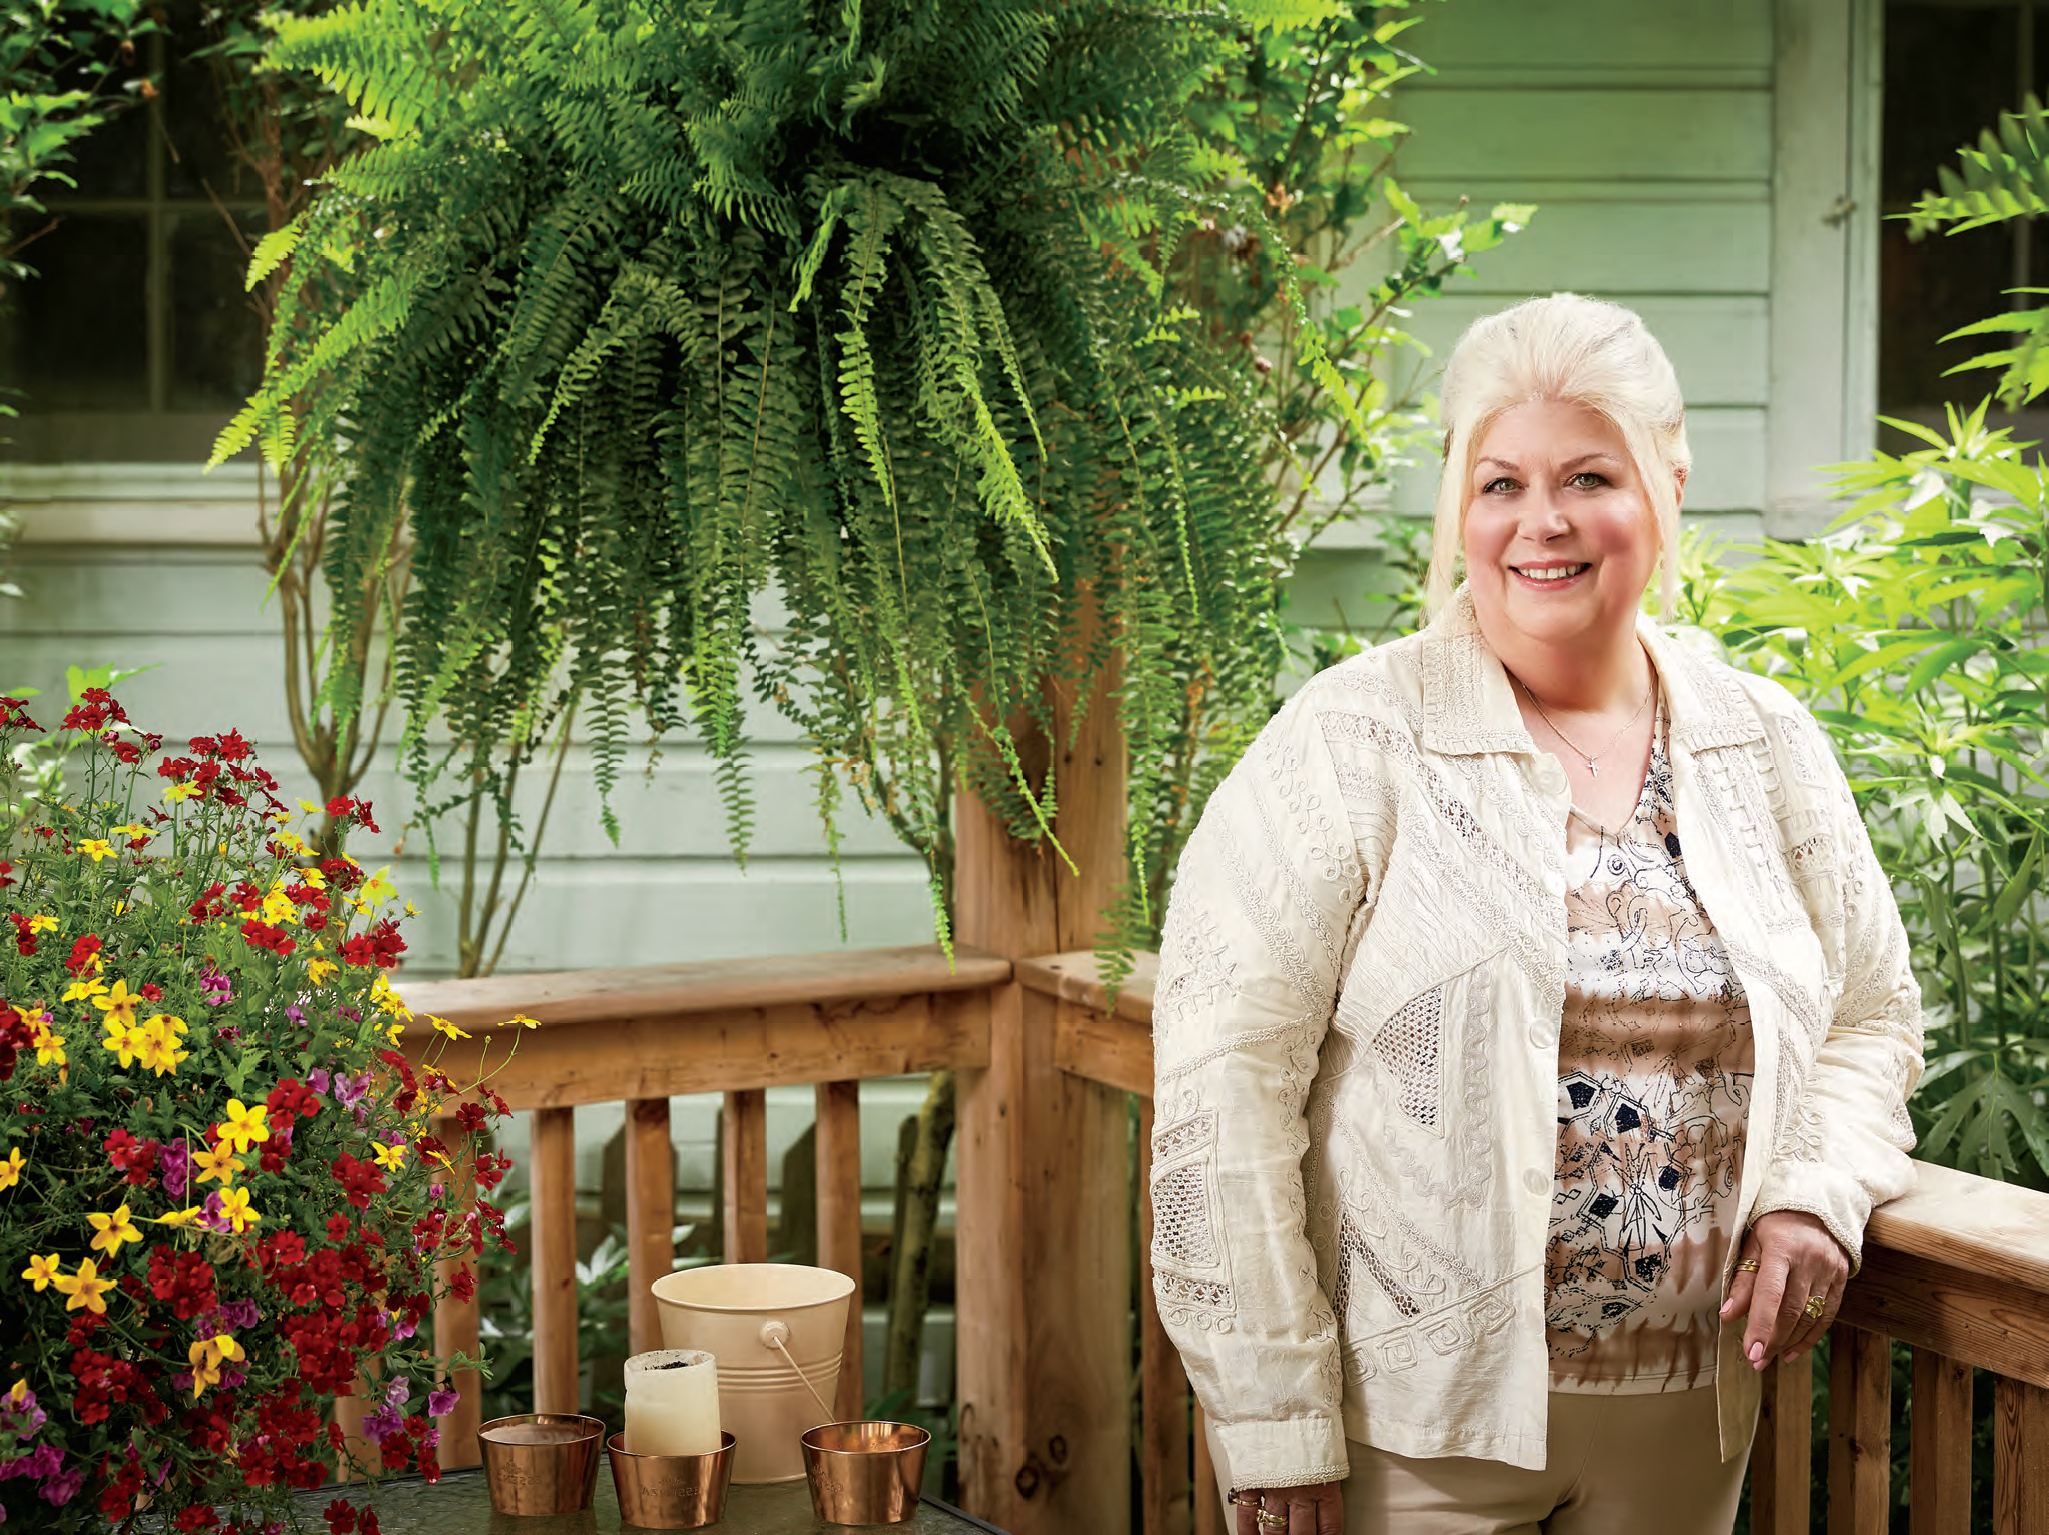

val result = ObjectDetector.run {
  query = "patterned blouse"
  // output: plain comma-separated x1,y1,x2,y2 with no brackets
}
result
1545,697,1755,1393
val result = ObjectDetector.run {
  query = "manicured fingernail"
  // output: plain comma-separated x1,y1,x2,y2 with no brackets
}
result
1784,1352,1797,1364
1748,1342,1763,1363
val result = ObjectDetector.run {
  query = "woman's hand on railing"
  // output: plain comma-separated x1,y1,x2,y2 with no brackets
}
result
1719,1209,1851,1368
1230,1481,1343,1534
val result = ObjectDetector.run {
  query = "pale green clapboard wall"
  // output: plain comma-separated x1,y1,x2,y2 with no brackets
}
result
1289,0,1775,629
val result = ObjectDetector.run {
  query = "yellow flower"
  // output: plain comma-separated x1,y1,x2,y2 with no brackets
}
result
163,782,201,803
100,1018,141,1069
110,822,151,838
191,1144,245,1185
306,957,338,985
133,1019,190,1078
5,1379,27,1408
23,914,56,936
510,1012,542,1030
20,1253,60,1291
359,866,397,906
214,1186,260,1234
214,1100,269,1155
92,979,143,1029
61,973,107,1004
29,1020,65,1071
151,1206,205,1228
368,974,412,1023
87,1204,142,1259
0,1147,23,1191
301,866,327,891
187,1332,246,1396
371,1140,407,1172
51,1257,115,1314
76,838,114,862
299,797,323,815
260,884,296,926
430,1015,470,1042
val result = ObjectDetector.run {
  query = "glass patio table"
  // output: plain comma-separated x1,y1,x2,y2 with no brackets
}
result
303,1470,1005,1535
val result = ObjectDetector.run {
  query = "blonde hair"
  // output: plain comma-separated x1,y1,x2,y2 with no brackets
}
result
1425,293,1690,617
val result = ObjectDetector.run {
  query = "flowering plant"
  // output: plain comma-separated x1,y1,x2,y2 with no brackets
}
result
0,691,519,1531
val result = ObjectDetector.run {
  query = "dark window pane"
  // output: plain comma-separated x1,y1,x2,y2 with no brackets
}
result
1881,4,2036,412
0,215,149,410
163,21,247,202
54,97,151,201
168,210,264,410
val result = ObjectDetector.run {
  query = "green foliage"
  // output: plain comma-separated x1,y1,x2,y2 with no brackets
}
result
221,0,1516,964
1905,91,2049,409
1684,403,2049,1186
0,0,150,281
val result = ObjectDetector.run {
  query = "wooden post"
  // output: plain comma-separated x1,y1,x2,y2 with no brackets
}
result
1910,1349,1972,1535
722,1088,769,1265
955,612,1132,1533
1752,1350,1814,1535
530,1105,580,1415
626,1096,675,1356
1138,1097,1190,1535
1996,1376,2049,1535
1829,1323,1891,1535
816,1080,866,1420
432,1114,483,1469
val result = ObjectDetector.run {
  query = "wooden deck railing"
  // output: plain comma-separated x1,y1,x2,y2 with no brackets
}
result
396,943,2049,1535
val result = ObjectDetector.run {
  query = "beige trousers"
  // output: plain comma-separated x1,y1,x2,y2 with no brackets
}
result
1209,1387,1750,1535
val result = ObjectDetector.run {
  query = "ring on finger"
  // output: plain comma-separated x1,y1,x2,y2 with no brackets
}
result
1735,1257,1760,1273
1804,1293,1828,1320
1256,1510,1290,1530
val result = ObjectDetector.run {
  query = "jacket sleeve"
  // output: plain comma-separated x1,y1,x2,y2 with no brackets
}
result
1149,686,1373,1490
1751,712,1924,1270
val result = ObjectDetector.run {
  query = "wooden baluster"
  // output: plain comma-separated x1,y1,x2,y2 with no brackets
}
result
1191,1402,1222,1535
1752,1349,1814,1535
530,1106,580,1415
1830,1323,1892,1534
626,1096,676,1356
723,1088,769,1264
1910,1349,1972,1535
1996,1376,2049,1535
432,1114,483,1468
332,1384,371,1482
816,1080,865,1420
1138,1097,1190,1535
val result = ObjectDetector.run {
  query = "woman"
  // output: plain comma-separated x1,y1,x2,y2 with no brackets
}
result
1150,294,1922,1535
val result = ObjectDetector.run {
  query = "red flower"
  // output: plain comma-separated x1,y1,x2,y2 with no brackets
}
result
139,982,161,1001
177,1504,220,1531
323,1499,358,1535
8,913,37,957
0,860,14,889
0,1003,30,1081
320,858,364,892
62,689,129,732
0,697,44,732
329,1153,386,1209
449,1266,476,1303
188,881,227,920
105,1128,160,1185
66,933,103,976
240,918,296,957
339,919,406,969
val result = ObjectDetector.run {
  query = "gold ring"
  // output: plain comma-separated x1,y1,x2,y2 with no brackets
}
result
1804,1293,1827,1320
1257,1512,1290,1531
1735,1258,1760,1273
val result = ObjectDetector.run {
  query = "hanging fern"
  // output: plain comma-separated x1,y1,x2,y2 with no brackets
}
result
220,0,1493,952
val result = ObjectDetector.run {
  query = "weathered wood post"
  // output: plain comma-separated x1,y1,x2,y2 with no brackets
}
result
955,637,1134,1532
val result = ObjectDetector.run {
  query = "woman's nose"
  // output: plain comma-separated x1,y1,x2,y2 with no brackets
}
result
1520,486,1572,537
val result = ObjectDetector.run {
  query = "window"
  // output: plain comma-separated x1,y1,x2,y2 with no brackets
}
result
0,2,264,463
1881,1,2048,439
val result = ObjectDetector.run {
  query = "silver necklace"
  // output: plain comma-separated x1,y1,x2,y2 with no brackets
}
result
1514,673,1653,779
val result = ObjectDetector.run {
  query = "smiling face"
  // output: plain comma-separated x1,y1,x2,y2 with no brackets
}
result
1462,399,1669,660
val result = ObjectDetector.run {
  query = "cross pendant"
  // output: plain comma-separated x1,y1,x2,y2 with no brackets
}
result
1586,760,1600,778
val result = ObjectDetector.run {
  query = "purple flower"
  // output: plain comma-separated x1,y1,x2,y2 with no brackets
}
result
201,972,234,1008
17,1451,57,1483
338,1005,362,1023
218,1369,245,1391
161,1140,191,1199
285,1005,305,1027
222,1298,260,1330
359,1405,403,1446
427,1388,459,1419
199,1192,230,1235
308,1067,332,1096
214,1025,241,1044
336,1071,372,1110
384,1376,410,1407
391,1310,419,1341
39,1468,81,1507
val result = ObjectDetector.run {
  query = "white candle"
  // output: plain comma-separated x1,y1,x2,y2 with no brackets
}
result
623,1349,722,1457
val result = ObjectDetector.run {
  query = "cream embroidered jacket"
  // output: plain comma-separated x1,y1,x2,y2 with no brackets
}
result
1148,590,1922,1486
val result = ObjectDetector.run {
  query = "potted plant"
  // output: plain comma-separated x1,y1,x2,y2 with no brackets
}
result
0,690,517,1529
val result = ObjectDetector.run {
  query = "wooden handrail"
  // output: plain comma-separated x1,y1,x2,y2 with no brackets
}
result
1020,947,2049,1535
394,944,1012,1475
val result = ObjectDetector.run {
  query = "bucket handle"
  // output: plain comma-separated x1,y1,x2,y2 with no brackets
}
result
759,1320,836,1421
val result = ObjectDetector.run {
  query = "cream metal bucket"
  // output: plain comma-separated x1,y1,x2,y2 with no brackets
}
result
650,1263,856,1484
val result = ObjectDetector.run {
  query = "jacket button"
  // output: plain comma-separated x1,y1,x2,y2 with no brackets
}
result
1523,1168,1548,1196
1529,1025,1554,1052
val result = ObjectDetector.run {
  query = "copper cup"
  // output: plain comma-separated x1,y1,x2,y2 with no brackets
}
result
607,1431,736,1528
800,1421,931,1525
478,1413,607,1515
